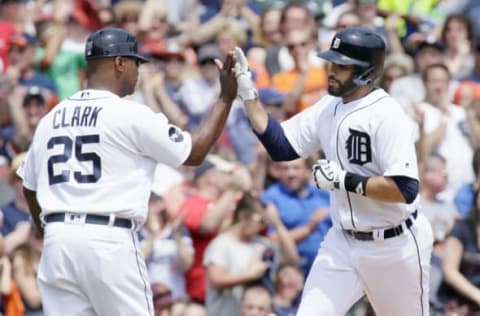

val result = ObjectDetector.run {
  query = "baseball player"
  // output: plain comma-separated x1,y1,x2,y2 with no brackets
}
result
234,27,434,316
16,28,238,316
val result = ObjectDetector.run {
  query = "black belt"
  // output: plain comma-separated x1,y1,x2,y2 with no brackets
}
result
345,210,418,241
44,213,133,229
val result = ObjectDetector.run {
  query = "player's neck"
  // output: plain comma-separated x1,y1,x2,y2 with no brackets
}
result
86,76,121,96
342,85,375,103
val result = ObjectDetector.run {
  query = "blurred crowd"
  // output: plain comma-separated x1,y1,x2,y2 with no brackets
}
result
1,0,480,315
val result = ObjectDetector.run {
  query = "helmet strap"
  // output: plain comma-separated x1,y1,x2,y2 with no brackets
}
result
353,66,375,86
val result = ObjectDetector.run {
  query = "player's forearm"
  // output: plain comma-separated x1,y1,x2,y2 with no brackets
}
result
365,176,406,203
184,97,234,165
244,99,269,133
23,188,43,236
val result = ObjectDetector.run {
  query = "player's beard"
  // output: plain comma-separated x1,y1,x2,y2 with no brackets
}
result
328,75,358,98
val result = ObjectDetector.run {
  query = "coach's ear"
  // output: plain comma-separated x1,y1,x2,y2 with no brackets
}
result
114,56,129,73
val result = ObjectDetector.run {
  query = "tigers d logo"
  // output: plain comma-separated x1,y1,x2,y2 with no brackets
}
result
333,38,341,49
168,126,184,142
346,129,371,165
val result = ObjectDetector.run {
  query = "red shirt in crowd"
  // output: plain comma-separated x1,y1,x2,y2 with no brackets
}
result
181,195,218,303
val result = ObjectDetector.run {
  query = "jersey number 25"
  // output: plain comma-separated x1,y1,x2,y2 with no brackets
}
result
47,135,101,185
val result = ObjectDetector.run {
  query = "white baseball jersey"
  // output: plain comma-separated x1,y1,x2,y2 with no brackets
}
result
282,88,419,231
17,89,192,226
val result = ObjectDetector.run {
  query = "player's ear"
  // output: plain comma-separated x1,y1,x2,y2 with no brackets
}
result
114,56,127,72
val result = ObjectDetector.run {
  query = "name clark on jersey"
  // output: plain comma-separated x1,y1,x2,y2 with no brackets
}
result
52,106,102,129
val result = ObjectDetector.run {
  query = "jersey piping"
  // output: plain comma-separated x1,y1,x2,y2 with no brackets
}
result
335,95,389,230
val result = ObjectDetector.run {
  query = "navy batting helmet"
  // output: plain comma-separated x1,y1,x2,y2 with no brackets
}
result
318,27,386,86
85,28,148,63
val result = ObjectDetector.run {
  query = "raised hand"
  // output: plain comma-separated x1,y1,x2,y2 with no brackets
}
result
234,47,258,102
214,50,238,102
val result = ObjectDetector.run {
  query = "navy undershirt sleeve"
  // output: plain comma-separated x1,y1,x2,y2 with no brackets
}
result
254,114,300,161
391,176,419,204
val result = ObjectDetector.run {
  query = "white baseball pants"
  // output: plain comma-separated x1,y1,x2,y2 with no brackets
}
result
38,222,153,316
296,213,433,316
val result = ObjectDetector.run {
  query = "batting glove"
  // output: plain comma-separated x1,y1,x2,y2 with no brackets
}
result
234,47,258,102
312,159,346,191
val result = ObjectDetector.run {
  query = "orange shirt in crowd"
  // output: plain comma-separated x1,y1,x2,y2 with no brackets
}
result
272,66,327,114
453,81,480,105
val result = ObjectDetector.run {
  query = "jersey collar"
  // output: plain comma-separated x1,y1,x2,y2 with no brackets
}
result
68,89,120,100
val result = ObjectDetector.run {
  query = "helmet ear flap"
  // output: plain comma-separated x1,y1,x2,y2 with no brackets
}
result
353,66,375,86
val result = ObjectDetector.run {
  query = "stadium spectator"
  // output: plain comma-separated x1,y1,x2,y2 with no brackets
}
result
265,3,315,77
455,148,480,218
441,14,475,79
419,154,459,247
204,193,298,316
272,264,304,316
34,14,87,100
462,38,480,83
380,53,414,92
416,63,474,202
440,191,480,314
11,228,43,315
180,154,250,303
389,37,451,115
262,158,331,277
271,27,327,115
240,284,274,316
142,193,194,316
0,153,31,256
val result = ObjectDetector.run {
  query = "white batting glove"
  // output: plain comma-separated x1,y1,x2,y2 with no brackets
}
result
312,159,346,191
234,47,258,102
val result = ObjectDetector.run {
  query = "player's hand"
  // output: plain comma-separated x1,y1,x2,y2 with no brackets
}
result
312,159,346,191
234,46,258,102
215,50,238,102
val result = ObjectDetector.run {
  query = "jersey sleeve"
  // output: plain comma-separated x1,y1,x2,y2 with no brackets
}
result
131,106,192,167
17,146,37,191
375,105,419,179
281,101,324,158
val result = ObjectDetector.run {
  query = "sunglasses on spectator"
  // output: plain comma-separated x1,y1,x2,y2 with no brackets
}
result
287,41,310,50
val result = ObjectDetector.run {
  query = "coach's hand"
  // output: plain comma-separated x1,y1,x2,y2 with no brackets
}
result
312,159,346,191
234,47,258,102
215,50,238,102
